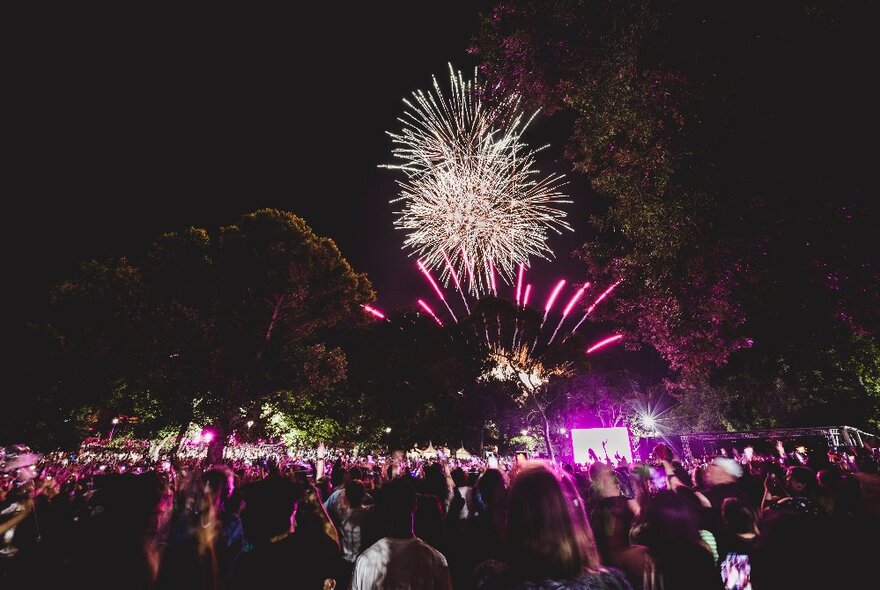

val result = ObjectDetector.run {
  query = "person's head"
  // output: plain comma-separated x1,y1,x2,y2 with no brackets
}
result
653,442,674,463
348,466,363,482
204,465,235,508
475,468,507,511
722,497,756,535
345,479,366,509
423,462,449,496
507,462,597,581
706,456,742,486
451,466,468,488
330,461,345,488
240,476,301,545
559,470,602,569
377,477,417,534
638,490,701,549
785,466,816,496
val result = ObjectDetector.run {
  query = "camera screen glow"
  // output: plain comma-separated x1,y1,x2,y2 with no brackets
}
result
571,427,633,464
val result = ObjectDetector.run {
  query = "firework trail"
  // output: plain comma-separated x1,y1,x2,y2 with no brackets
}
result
586,334,623,354
384,65,571,296
442,251,470,315
418,260,458,323
548,282,589,344
417,299,444,327
361,304,387,320
572,280,622,333
515,264,525,307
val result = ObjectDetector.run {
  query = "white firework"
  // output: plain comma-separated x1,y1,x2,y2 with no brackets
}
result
384,65,572,296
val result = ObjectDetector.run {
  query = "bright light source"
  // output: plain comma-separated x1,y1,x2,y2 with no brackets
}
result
520,429,529,436
384,427,392,434
246,420,254,428
558,427,567,435
202,431,215,443
641,414,656,429
111,418,120,425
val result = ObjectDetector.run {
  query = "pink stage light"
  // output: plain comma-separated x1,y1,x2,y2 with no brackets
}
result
585,334,623,354
417,299,444,326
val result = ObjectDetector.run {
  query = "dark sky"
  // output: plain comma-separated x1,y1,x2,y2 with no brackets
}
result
7,3,594,322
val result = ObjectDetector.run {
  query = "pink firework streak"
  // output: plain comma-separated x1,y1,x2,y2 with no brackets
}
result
443,251,471,315
586,334,623,354
523,284,532,307
362,304,386,320
418,260,458,323
540,280,567,328
515,264,525,306
572,280,622,333
548,282,590,344
417,299,444,326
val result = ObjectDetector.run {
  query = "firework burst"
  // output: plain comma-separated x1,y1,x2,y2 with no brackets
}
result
384,65,572,296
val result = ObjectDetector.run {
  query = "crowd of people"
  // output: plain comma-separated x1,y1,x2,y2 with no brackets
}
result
1,439,878,589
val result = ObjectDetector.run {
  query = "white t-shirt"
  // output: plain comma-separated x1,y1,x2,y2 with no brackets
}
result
351,536,452,590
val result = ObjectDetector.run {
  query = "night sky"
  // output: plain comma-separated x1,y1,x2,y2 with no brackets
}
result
7,3,593,322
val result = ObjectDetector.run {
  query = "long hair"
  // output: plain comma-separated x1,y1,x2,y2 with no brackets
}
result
507,462,598,581
559,471,602,570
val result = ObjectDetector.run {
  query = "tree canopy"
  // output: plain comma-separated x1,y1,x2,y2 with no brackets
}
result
475,0,880,430
14,209,374,451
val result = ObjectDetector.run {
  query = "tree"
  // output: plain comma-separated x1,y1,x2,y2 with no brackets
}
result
474,1,880,429
47,209,373,457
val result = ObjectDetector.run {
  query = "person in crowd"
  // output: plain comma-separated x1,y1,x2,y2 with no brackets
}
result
67,472,169,589
761,465,820,516
587,461,638,570
631,489,722,589
449,466,474,520
474,462,630,589
719,497,758,559
339,478,373,563
352,476,452,589
230,475,343,589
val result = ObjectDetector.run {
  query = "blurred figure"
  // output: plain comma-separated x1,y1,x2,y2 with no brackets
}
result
230,476,343,589
633,490,721,589
474,462,630,589
352,477,452,590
